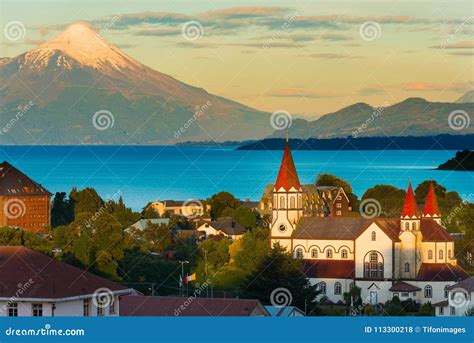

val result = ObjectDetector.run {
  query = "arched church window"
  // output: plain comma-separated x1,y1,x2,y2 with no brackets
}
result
412,222,417,230
341,249,348,259
405,222,410,230
428,250,433,260
295,248,304,259
280,196,285,209
371,231,376,241
404,262,410,273
311,249,318,258
319,282,326,294
364,251,384,279
424,285,432,298
290,197,295,209
439,250,443,259
326,249,333,259
298,195,302,208
334,282,342,295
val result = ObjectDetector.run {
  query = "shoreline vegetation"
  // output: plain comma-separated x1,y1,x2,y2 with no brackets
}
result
437,150,474,171
236,134,474,151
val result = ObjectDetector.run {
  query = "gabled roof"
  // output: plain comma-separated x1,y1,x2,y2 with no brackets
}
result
423,183,441,217
389,281,421,292
0,161,51,196
264,305,305,316
120,296,269,316
416,263,468,281
401,182,419,218
303,259,355,279
0,246,129,299
447,277,474,292
203,217,247,236
420,219,453,242
128,218,171,231
294,217,400,242
274,143,301,191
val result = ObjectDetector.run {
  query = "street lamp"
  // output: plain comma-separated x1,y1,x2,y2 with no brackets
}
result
179,260,189,297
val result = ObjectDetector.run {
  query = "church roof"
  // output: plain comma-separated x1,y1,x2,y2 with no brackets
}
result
294,217,400,241
274,143,301,191
447,277,474,292
303,260,355,279
423,183,441,217
0,161,51,196
420,219,453,242
401,182,419,218
416,263,468,281
389,281,421,292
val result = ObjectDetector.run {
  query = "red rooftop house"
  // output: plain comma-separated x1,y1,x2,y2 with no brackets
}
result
0,161,52,233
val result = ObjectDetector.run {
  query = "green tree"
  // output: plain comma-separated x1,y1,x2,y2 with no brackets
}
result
143,206,160,219
70,187,104,217
241,245,319,314
383,296,406,316
362,185,405,217
232,206,257,228
0,227,51,255
132,221,172,253
209,192,241,219
414,180,462,215
51,192,74,227
230,227,270,274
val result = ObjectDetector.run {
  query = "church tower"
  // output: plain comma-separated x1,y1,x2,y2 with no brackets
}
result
422,183,442,226
270,136,303,248
398,182,422,279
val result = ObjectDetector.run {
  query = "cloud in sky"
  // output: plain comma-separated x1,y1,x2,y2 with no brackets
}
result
308,52,360,59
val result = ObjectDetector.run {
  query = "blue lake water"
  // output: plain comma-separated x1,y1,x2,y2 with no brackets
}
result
0,146,472,211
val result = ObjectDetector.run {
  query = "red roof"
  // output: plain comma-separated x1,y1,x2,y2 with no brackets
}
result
0,161,51,196
303,260,355,279
423,183,441,217
389,281,421,292
416,263,468,281
401,183,419,218
420,219,453,242
274,143,301,191
0,246,129,299
120,296,268,316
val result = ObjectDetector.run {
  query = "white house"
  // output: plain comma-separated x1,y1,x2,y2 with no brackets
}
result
434,277,474,316
0,246,134,316
269,141,469,312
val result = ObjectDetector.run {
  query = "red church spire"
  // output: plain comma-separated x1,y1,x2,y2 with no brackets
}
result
423,183,441,217
401,182,419,218
274,138,301,191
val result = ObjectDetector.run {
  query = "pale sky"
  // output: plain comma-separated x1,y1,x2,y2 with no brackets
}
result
1,0,473,117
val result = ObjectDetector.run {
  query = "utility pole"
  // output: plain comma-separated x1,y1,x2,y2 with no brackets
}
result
179,260,189,297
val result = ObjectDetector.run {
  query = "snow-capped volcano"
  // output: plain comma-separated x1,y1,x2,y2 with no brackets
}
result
0,22,272,144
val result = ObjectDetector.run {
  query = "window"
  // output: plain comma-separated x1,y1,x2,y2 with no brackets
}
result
109,297,116,314
450,306,455,315
424,285,432,298
341,249,348,259
412,222,416,230
439,307,444,315
336,203,342,208
311,249,318,258
439,250,444,260
289,197,295,209
428,250,433,260
326,249,333,259
97,305,104,316
336,211,341,216
401,292,409,297
444,285,449,298
364,251,384,279
319,282,326,294
295,248,304,259
393,293,399,298
8,303,18,317
334,282,342,295
83,299,90,316
280,196,285,209
404,222,409,230
32,304,43,316
448,250,452,259
371,231,376,241
404,262,410,273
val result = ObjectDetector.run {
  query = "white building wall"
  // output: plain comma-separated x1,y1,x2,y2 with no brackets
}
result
308,278,352,304
292,239,354,259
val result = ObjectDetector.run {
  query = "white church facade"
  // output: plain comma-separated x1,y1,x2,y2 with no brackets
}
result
268,141,469,314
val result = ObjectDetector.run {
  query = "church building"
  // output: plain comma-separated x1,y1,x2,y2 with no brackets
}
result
268,140,468,311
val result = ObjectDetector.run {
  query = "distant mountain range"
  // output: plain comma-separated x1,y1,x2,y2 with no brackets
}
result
0,23,472,145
